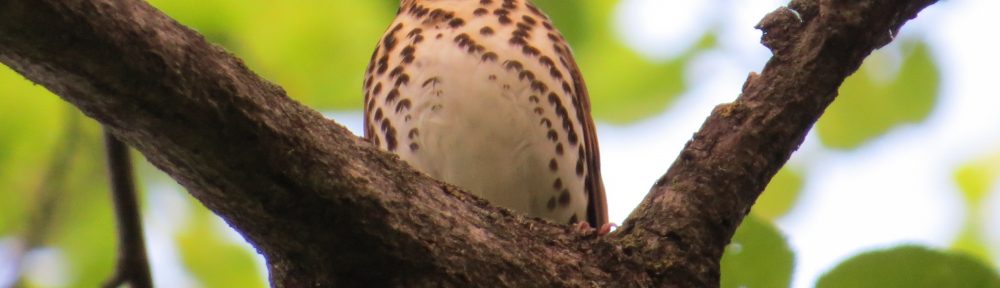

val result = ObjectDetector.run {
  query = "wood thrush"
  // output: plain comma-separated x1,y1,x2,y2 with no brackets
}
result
363,0,608,228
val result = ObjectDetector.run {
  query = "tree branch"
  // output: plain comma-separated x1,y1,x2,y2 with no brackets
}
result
0,0,935,287
616,1,937,285
102,131,153,288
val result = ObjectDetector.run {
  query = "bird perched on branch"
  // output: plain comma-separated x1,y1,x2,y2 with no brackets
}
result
364,0,608,231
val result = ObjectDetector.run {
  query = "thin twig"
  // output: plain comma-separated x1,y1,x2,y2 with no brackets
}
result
102,130,153,288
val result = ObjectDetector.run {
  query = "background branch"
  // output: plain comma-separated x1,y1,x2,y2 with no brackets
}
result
102,131,152,288
0,0,936,287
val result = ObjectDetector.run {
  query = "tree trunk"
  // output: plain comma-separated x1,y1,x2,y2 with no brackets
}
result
0,0,937,287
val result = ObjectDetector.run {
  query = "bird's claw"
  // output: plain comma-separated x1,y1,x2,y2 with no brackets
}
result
575,222,617,236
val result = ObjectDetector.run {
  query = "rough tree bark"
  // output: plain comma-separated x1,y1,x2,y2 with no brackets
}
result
0,0,936,287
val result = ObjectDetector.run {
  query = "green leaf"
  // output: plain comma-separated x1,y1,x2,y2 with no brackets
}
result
817,40,939,149
176,197,265,288
753,167,805,220
721,216,794,288
817,246,1000,288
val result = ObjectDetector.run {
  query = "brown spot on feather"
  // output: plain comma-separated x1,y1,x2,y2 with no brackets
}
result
559,190,571,206
480,26,495,36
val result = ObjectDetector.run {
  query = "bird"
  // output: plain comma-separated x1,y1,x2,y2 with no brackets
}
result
363,0,608,230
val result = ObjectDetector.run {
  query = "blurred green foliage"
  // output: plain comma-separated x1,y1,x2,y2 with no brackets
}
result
0,67,66,237
149,0,397,109
721,216,794,288
151,0,691,122
536,0,690,123
0,1,993,287
955,151,1000,205
817,40,940,149
0,74,117,286
952,151,1000,266
753,167,805,220
817,246,1000,288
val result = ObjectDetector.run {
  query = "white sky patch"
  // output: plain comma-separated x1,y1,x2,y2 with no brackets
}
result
614,0,714,60
328,111,365,137
0,238,19,287
926,1,1000,153
778,127,965,287
987,185,1000,263
598,115,682,223
22,248,68,287
601,48,747,223
146,185,203,288
717,0,787,67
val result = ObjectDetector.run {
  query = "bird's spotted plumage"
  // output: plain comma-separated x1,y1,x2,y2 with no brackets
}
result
364,0,607,227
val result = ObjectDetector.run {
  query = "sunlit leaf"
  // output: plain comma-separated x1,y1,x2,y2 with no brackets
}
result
817,246,1000,288
954,151,1000,205
817,40,939,149
721,216,794,288
753,167,805,220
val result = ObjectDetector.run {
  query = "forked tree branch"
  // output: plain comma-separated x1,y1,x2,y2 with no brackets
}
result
0,0,936,287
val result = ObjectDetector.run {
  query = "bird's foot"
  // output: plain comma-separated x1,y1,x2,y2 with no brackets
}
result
575,222,617,236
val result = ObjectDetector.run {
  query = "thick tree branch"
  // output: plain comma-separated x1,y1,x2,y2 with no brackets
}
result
0,0,935,287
